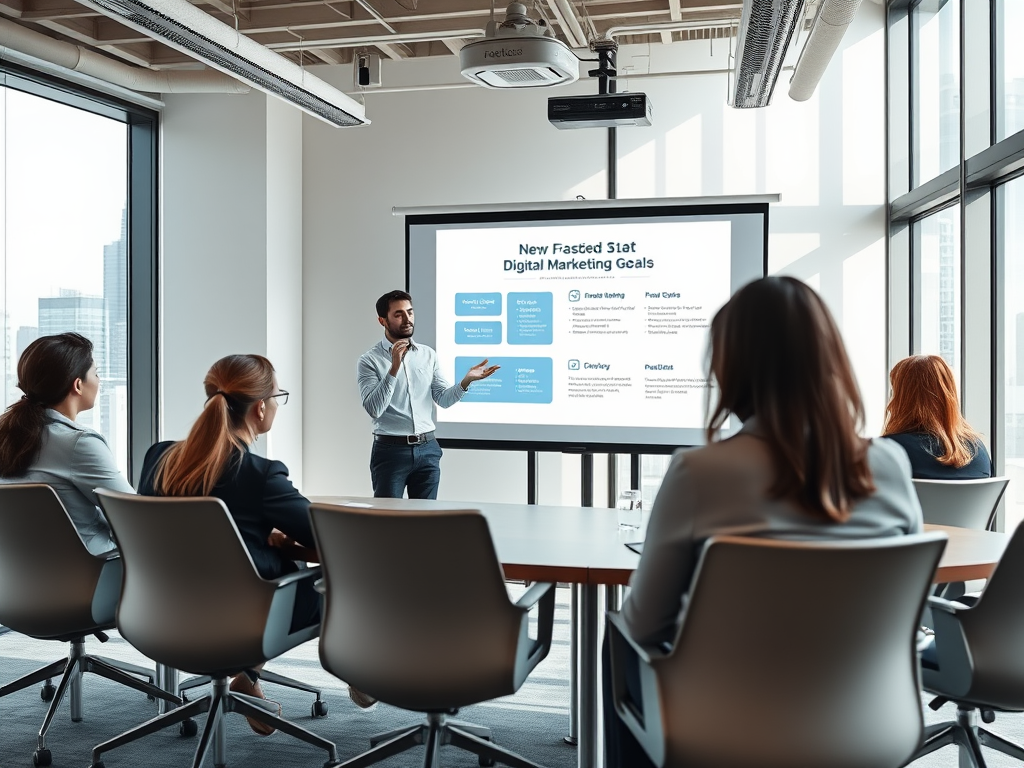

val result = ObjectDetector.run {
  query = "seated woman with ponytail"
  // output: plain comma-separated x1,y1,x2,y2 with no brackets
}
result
0,332,134,554
137,354,321,735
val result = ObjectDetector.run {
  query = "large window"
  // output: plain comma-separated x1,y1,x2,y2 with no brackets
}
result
996,0,1024,141
891,0,1024,531
1000,178,1024,530
912,0,960,186
914,204,961,381
0,69,156,480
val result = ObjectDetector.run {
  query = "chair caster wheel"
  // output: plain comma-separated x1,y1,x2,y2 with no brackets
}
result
982,709,996,723
179,718,198,737
312,700,328,717
33,748,52,767
40,684,56,702
479,758,495,767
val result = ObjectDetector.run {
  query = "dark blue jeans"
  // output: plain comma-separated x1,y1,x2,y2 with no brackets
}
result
370,439,443,499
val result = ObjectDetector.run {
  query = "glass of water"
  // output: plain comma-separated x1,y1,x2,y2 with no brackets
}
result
617,489,643,530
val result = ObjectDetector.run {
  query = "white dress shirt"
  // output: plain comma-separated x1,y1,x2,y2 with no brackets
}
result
357,338,466,436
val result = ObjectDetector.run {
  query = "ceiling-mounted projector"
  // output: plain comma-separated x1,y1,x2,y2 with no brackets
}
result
460,2,579,89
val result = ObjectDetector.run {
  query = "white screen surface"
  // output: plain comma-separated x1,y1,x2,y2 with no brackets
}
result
406,203,767,452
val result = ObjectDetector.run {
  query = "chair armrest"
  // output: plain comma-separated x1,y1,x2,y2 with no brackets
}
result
271,566,322,588
606,611,667,767
928,595,971,615
606,612,669,665
515,581,555,611
511,582,557,687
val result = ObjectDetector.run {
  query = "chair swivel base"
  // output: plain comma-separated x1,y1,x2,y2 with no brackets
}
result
341,712,549,768
0,637,179,767
179,668,329,718
89,676,340,768
915,704,1024,768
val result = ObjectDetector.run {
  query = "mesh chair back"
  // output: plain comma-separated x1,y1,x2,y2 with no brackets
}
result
310,503,524,711
953,522,1024,708
653,533,946,768
95,489,275,674
0,484,111,638
913,477,1009,530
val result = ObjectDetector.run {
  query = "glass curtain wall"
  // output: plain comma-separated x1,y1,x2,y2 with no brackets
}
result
1,86,129,471
913,0,960,186
0,70,156,480
914,204,961,384
891,0,1024,530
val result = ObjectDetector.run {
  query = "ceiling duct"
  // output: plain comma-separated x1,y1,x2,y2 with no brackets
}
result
728,0,806,108
788,0,863,101
75,0,368,127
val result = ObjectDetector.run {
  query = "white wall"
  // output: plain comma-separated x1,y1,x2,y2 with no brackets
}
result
299,3,887,499
155,4,886,499
160,92,304,477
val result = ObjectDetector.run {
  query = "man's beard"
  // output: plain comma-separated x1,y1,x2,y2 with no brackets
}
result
392,322,414,338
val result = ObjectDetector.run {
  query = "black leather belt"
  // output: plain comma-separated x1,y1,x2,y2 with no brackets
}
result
374,432,435,446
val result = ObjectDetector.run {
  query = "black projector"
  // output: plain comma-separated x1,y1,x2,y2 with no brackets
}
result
547,93,652,129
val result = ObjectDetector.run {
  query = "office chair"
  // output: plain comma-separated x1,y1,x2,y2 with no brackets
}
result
914,476,1009,601
0,484,181,768
88,490,339,768
913,522,1024,767
309,502,556,768
913,477,1009,530
608,532,947,768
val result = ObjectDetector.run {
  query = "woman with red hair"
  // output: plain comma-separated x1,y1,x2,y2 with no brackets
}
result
882,355,991,479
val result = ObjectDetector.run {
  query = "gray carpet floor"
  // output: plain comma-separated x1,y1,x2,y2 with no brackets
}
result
2,584,1023,768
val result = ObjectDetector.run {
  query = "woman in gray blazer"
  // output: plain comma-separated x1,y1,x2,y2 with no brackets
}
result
0,333,133,554
606,276,924,768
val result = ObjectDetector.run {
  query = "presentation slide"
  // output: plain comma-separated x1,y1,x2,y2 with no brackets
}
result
407,203,767,452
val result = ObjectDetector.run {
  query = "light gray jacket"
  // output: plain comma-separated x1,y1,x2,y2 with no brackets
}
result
0,409,134,554
622,423,924,646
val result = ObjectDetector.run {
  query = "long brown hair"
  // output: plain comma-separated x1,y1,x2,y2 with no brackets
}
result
706,276,875,522
154,355,275,496
882,355,981,468
0,333,94,478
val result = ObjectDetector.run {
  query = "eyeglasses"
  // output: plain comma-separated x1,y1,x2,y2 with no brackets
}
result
268,390,289,406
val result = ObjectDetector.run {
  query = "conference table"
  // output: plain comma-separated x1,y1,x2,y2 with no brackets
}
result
312,497,1011,768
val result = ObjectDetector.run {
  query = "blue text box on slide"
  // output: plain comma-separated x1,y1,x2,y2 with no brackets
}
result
456,357,553,404
455,292,502,316
455,322,502,344
507,292,553,345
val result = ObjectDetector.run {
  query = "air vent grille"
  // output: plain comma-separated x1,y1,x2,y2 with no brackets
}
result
80,0,366,126
495,68,557,84
730,0,805,108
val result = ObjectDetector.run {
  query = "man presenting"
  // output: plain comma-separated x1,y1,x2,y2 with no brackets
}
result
357,290,499,499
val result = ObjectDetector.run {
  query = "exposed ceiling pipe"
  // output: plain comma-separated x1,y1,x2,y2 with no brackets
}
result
343,64,792,96
788,0,862,101
603,16,741,40
266,28,485,52
0,17,250,93
551,0,589,49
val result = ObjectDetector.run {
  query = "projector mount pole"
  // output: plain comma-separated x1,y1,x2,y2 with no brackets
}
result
593,37,640,595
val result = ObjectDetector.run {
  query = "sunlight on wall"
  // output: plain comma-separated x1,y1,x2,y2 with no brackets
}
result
619,138,658,198
843,238,887,431
766,95,820,206
722,106,759,194
843,28,885,205
665,115,703,197
768,233,822,272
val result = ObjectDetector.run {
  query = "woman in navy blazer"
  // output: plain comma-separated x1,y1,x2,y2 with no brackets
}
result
137,354,316,735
